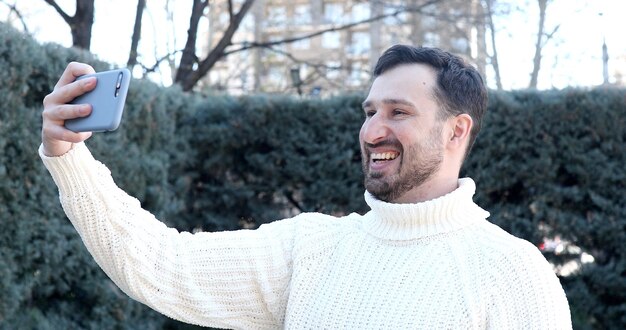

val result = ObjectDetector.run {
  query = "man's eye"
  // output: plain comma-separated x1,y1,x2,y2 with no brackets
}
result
392,109,405,116
365,110,376,117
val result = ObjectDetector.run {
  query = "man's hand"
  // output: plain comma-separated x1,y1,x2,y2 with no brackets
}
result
41,62,97,157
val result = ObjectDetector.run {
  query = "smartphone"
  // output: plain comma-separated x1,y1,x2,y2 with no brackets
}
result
65,68,131,132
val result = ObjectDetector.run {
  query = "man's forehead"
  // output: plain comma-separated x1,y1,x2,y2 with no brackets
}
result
374,63,437,83
365,64,438,106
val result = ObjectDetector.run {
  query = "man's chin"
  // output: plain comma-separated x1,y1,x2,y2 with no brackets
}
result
364,178,394,202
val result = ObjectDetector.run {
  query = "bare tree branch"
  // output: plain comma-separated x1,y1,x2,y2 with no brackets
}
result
175,0,208,87
284,190,305,213
174,0,443,91
542,24,560,47
227,0,234,20
177,0,255,91
261,45,347,74
139,49,182,74
164,0,179,80
42,0,95,49
529,0,550,88
208,59,254,93
127,0,146,69
225,0,442,56
485,0,502,90
43,0,71,22
258,45,360,95
0,1,30,34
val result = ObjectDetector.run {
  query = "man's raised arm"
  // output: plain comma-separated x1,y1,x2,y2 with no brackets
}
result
39,63,295,329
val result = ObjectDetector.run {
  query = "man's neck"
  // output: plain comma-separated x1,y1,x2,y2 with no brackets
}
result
391,175,459,204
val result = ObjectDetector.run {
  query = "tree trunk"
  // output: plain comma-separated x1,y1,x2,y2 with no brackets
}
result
473,0,487,82
173,0,440,91
408,0,421,46
71,0,94,49
529,0,547,89
43,0,94,50
485,0,502,90
602,39,609,85
175,0,209,89
127,0,146,70
177,0,255,92
369,0,383,71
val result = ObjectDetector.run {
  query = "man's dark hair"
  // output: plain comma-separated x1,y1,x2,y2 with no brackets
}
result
373,44,488,159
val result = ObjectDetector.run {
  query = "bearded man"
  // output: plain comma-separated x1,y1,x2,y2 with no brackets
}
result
40,45,572,329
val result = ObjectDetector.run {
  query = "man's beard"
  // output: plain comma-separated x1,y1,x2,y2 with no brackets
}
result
362,126,443,202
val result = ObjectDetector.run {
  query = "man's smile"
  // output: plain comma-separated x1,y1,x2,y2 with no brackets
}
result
367,149,401,172
371,152,399,162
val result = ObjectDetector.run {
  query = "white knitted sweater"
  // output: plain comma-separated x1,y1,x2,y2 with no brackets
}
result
40,143,572,329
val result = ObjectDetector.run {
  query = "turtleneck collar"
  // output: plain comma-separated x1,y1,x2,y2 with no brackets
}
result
362,178,490,241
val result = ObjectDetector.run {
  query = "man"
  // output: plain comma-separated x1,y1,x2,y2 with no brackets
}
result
40,45,572,329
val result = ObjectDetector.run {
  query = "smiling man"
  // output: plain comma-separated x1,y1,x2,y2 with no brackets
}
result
40,45,572,329
362,65,449,203
361,47,484,204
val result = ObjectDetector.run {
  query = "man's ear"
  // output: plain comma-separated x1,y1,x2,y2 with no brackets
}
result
446,114,473,150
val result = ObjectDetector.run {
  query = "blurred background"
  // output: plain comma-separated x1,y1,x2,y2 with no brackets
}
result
1,1,624,329
1,0,624,95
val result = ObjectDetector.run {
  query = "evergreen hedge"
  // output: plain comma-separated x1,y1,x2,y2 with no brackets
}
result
1,23,624,329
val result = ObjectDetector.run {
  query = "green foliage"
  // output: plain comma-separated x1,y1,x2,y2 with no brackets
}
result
462,89,626,329
1,22,624,329
172,94,366,232
0,22,167,329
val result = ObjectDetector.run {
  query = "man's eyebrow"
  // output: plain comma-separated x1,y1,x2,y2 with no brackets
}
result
362,98,417,109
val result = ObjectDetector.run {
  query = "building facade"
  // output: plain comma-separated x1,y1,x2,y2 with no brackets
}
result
201,0,488,96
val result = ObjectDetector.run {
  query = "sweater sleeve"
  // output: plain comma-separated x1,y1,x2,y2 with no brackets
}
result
39,142,295,329
486,239,572,330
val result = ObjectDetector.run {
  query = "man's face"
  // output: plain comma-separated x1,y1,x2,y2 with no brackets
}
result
360,64,445,203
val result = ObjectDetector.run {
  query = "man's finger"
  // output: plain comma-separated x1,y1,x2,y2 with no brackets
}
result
54,62,96,90
42,123,92,143
46,77,97,106
42,103,92,122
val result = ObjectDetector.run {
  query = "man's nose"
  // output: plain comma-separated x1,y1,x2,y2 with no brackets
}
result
361,114,389,144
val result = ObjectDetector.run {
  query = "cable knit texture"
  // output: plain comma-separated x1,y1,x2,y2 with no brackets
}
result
40,142,572,329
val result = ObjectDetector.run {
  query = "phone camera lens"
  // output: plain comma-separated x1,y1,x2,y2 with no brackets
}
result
115,72,123,97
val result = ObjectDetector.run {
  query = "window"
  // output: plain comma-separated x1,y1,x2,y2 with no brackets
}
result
267,6,287,27
423,32,440,47
241,12,254,30
326,61,341,80
384,5,407,25
451,37,469,53
351,3,370,21
348,32,370,55
322,31,341,48
420,15,437,29
324,3,343,24
294,4,312,25
218,12,230,26
292,37,311,50
349,62,368,86
268,35,287,52
300,63,310,79
267,66,285,87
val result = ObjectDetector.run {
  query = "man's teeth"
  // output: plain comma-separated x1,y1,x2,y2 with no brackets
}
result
371,152,398,161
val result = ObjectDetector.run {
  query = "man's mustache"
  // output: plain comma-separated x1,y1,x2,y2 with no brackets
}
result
364,139,402,150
